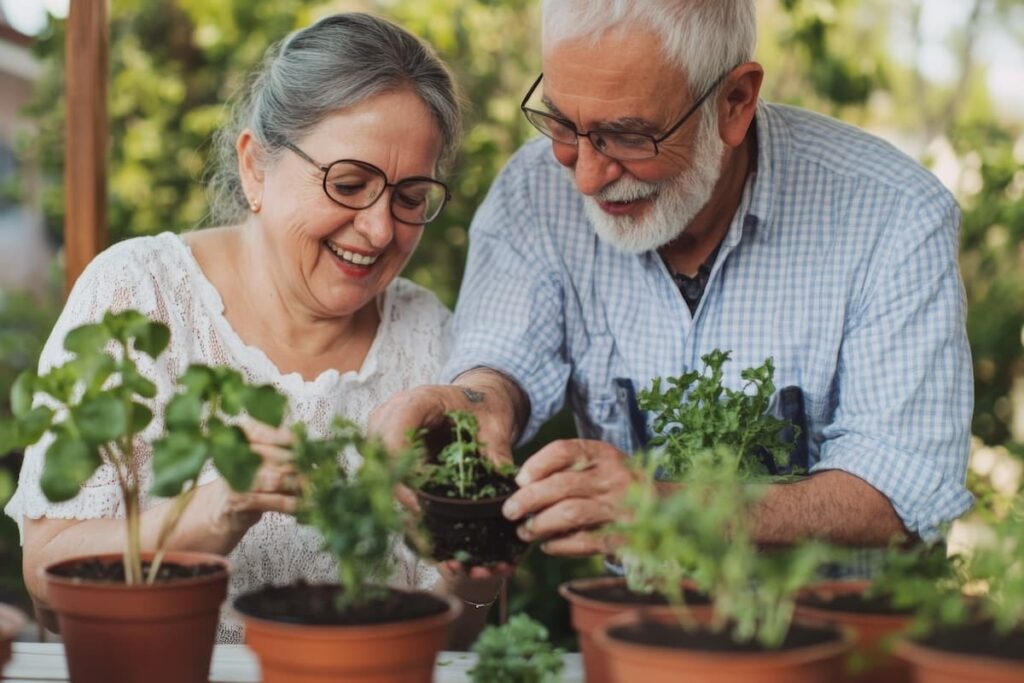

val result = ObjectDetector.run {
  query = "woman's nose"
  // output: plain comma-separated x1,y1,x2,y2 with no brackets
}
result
353,193,396,249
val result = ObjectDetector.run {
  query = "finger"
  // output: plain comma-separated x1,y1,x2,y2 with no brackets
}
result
503,469,595,520
394,483,421,513
516,498,616,542
515,440,595,487
236,492,299,515
250,442,293,466
239,417,294,447
540,530,608,557
252,464,300,494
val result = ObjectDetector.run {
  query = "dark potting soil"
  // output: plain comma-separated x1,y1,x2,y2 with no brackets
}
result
915,623,1024,663
418,472,527,567
419,470,517,500
233,583,449,626
570,582,711,607
609,620,839,654
799,591,912,616
48,557,223,583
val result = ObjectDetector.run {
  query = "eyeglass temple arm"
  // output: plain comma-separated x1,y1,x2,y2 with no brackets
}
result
653,71,732,144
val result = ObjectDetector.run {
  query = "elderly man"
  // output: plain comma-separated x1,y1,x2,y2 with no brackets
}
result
371,0,972,560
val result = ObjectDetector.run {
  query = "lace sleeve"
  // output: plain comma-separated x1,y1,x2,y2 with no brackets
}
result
4,239,183,541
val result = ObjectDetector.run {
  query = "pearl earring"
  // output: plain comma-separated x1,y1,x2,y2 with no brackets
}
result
249,198,261,213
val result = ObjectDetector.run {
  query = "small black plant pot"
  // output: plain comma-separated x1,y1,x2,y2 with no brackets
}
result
415,488,530,567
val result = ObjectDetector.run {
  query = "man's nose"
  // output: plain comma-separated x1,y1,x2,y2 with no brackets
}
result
572,137,623,196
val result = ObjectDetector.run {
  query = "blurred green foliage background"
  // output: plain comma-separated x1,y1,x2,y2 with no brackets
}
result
1,0,1022,644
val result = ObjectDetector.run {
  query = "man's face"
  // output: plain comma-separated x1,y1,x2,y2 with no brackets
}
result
541,28,725,252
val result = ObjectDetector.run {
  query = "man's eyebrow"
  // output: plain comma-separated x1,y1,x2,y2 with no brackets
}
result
537,96,659,134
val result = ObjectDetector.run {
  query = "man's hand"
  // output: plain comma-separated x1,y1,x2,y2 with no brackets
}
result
502,439,638,556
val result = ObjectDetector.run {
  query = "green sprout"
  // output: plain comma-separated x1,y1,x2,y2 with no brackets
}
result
469,614,565,683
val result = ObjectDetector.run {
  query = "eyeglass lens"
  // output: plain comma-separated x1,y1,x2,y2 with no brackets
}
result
324,161,447,225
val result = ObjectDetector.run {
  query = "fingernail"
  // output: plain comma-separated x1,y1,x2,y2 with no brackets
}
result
515,471,530,487
503,500,520,520
517,526,531,542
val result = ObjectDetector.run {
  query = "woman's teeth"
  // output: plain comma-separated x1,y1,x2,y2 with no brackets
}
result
325,241,378,266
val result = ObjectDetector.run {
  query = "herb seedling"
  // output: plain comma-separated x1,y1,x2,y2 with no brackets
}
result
638,350,795,480
468,614,565,683
414,411,516,500
0,310,287,585
613,445,831,648
293,418,417,606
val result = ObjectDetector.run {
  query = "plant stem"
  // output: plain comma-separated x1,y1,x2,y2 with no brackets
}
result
456,420,466,498
146,483,196,585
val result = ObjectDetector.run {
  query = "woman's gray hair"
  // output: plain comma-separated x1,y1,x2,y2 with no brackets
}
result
208,12,462,225
541,0,756,97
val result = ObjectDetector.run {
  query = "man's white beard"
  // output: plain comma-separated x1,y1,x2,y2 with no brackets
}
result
579,110,726,254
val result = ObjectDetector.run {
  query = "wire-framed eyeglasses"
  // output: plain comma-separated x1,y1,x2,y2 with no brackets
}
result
519,69,731,161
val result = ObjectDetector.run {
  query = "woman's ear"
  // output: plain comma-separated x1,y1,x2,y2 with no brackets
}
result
237,129,265,212
718,62,764,148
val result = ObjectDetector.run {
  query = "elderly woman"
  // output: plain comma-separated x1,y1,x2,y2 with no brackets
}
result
5,13,496,643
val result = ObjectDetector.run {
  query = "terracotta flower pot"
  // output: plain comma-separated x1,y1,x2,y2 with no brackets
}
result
0,603,26,672
896,624,1024,683
415,489,528,566
794,580,913,682
559,576,712,683
594,609,851,683
235,585,460,683
43,551,228,683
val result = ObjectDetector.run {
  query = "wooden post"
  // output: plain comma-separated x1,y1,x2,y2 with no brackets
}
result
64,0,108,296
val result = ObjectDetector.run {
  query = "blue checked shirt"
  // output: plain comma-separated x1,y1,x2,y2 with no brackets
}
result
442,102,974,543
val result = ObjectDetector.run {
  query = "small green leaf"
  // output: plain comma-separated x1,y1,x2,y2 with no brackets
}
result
244,385,286,427
151,433,209,497
179,366,213,396
10,372,35,418
210,424,260,491
63,323,112,357
15,406,55,447
129,402,154,434
41,436,102,502
218,372,247,416
165,393,202,431
133,321,171,358
73,395,128,444
122,365,157,399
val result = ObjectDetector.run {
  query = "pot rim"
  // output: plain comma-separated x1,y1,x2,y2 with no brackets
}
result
414,488,512,506
232,584,462,634
896,633,1024,676
794,580,914,623
593,608,851,669
42,551,230,591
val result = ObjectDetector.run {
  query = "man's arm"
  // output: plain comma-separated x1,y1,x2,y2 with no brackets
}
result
752,470,908,546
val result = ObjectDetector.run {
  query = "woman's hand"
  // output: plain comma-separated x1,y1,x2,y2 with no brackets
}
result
200,419,302,540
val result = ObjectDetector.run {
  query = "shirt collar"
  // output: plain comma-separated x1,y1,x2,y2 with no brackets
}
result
742,100,790,243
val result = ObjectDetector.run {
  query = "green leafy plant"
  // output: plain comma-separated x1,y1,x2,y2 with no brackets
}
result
293,418,418,606
865,540,970,631
614,446,831,648
0,310,287,585
638,350,796,480
413,410,515,500
468,614,565,683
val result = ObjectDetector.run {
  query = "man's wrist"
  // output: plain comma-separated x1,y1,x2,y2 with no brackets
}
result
452,367,530,438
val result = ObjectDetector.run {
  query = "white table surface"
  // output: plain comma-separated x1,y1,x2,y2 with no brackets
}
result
2,642,584,682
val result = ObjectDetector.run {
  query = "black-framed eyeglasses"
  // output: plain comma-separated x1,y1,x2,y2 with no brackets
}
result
281,140,451,226
520,69,732,161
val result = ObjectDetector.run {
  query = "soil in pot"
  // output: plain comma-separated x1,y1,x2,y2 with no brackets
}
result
597,614,850,683
234,583,459,683
568,580,710,607
795,581,914,682
233,582,449,625
416,472,529,567
44,552,228,683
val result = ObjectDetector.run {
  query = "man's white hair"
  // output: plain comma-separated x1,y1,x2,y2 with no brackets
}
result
541,0,757,96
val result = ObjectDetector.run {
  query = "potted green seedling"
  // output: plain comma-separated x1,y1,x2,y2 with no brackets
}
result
560,351,792,683
233,418,460,683
0,310,287,683
896,487,1024,682
412,410,528,566
468,613,565,683
593,446,848,683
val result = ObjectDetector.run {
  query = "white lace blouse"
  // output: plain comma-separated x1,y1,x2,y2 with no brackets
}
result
4,232,450,642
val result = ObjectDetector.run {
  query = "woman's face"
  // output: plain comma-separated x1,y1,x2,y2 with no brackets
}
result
247,90,444,320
